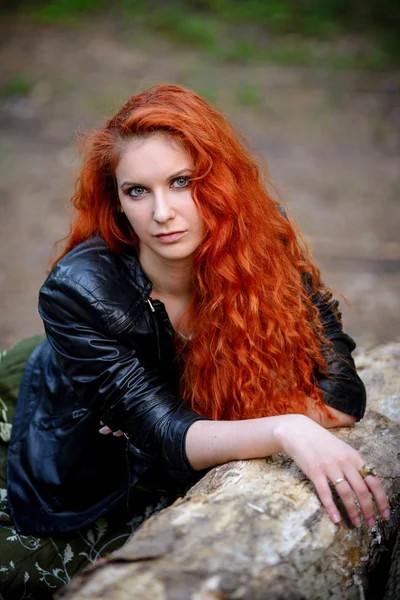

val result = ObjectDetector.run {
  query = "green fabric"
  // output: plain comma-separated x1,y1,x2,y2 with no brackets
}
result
0,335,45,443
0,336,183,600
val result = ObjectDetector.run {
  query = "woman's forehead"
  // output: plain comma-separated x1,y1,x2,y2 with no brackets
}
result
115,133,193,181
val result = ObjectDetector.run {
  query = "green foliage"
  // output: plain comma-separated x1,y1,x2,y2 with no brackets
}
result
236,84,262,108
201,0,400,36
118,0,148,19
204,0,296,30
193,86,218,105
223,39,259,63
262,43,313,67
33,0,105,22
10,0,400,68
151,6,221,51
3,75,34,97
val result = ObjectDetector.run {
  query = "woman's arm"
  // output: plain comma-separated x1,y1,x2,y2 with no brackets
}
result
306,398,356,428
185,414,390,528
39,273,210,479
186,415,282,468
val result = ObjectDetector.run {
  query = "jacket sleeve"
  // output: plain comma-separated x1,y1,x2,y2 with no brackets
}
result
39,275,209,480
305,276,367,420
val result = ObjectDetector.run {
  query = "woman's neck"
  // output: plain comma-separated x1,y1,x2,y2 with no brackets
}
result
139,248,194,301
139,250,194,333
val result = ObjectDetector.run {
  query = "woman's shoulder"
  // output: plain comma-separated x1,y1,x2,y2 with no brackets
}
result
49,236,129,277
40,236,152,316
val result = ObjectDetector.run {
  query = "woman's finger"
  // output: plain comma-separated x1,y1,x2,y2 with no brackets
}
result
342,455,390,523
341,467,377,527
341,474,374,526
112,430,125,437
313,474,342,524
329,475,362,527
332,463,390,527
361,471,390,520
99,425,112,434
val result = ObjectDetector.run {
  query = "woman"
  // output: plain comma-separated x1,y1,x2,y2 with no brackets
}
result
1,84,389,598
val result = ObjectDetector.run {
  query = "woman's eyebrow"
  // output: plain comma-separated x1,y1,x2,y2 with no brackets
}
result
169,168,194,178
120,168,193,188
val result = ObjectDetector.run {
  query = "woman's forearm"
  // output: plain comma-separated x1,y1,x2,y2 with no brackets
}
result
185,415,286,471
185,401,356,473
185,406,355,473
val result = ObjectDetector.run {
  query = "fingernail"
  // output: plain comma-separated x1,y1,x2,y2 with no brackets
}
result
99,426,111,434
352,517,361,528
367,518,375,528
331,513,341,524
383,509,391,520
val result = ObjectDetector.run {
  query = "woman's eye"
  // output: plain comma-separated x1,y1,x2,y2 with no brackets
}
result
172,177,189,189
128,186,147,197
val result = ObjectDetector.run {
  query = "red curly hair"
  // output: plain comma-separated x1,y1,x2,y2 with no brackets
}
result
54,84,331,420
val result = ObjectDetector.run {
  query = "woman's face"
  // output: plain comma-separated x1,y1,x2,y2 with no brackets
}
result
115,133,203,266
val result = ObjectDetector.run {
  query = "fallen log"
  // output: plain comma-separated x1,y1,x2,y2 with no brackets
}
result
60,342,400,600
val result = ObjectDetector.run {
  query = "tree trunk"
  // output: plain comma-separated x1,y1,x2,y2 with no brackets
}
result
59,342,400,600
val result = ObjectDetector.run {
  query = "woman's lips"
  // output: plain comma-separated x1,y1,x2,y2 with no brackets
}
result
155,231,186,243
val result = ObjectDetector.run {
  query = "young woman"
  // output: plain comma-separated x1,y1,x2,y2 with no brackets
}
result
0,84,389,599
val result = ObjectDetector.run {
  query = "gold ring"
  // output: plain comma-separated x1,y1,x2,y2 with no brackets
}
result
332,477,346,487
359,464,377,479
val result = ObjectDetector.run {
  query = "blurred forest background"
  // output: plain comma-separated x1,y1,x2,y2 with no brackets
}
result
0,0,399,350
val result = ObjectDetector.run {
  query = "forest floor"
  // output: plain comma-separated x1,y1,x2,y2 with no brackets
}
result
0,15,399,350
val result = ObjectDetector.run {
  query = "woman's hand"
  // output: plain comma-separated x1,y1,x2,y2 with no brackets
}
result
273,414,390,527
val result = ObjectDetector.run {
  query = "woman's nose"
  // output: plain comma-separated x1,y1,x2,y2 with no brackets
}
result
153,191,175,223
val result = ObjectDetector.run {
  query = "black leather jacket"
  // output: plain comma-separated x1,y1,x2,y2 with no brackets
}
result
7,236,366,535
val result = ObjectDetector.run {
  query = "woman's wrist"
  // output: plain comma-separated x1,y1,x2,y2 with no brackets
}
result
271,413,313,455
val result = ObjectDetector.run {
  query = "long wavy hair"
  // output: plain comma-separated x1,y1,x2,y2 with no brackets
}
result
54,84,332,420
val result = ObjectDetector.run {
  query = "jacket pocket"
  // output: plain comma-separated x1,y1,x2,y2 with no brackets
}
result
35,407,89,430
126,439,154,461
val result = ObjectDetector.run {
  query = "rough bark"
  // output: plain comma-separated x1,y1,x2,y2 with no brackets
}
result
60,342,400,600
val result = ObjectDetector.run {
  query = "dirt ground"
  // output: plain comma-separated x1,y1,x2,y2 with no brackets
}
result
0,17,399,352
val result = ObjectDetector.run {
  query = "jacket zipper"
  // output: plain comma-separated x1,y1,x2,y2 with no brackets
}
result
147,298,161,361
147,297,155,313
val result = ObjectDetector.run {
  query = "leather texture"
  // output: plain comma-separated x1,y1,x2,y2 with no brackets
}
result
7,236,366,535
